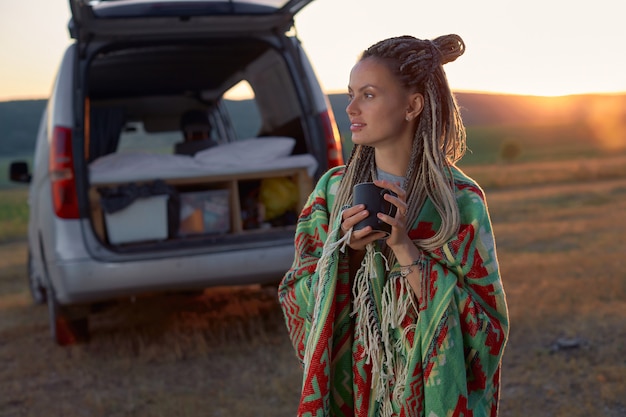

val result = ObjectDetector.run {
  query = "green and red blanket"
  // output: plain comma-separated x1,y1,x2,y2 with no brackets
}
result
279,166,509,417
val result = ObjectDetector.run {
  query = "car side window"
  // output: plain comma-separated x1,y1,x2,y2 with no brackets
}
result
117,122,180,154
222,81,262,140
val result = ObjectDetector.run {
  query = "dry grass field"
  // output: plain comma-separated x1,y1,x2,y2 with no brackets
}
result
1,154,626,417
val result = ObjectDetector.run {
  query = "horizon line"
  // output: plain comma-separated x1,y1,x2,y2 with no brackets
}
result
1,89,625,103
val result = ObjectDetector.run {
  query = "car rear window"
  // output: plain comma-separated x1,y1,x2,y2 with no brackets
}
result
88,0,297,17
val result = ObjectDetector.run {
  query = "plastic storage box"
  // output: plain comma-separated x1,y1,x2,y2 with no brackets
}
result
104,195,169,244
179,189,231,235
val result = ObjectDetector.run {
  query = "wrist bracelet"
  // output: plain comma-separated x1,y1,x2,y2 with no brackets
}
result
399,258,422,277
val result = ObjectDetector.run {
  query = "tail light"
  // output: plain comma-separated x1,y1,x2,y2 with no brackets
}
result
319,108,344,168
49,126,79,219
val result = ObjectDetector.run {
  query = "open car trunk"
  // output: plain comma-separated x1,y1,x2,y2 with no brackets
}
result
74,24,321,256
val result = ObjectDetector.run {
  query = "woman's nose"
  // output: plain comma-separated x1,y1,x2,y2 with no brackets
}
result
346,99,358,116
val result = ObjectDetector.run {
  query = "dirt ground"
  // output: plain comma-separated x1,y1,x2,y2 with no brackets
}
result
1,156,626,417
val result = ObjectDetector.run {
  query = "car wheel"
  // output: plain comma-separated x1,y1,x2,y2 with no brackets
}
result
27,249,47,304
47,289,90,346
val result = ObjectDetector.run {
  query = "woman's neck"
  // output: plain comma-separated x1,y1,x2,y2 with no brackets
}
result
374,146,411,177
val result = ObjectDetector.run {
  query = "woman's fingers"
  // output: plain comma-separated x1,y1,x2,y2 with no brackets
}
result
374,179,405,197
343,180,409,250
341,204,367,231
341,204,387,250
374,179,408,219
349,228,387,250
377,211,405,229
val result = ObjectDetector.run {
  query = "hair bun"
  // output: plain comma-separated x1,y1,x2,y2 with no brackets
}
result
432,34,465,65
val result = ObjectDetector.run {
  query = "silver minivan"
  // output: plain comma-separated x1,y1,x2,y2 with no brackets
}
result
9,0,343,345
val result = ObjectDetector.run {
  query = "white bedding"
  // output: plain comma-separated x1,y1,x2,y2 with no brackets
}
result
89,137,319,184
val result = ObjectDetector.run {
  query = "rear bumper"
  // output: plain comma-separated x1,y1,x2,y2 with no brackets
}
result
47,244,293,304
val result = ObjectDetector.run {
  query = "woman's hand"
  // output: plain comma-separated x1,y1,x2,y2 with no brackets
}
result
340,204,387,251
373,179,412,249
373,180,424,295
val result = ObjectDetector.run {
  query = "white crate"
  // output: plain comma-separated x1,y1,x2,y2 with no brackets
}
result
104,195,169,244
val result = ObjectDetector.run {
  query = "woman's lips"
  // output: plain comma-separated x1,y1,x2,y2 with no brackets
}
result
350,122,365,132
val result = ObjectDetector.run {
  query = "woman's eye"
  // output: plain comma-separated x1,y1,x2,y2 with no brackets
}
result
347,91,373,101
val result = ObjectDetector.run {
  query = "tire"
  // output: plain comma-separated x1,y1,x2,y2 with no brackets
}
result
27,249,47,304
47,288,90,346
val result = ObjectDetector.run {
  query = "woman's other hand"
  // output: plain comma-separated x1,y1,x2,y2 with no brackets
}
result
340,204,387,251
373,179,412,248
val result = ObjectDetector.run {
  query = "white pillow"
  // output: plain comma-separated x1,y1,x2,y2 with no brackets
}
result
194,137,295,166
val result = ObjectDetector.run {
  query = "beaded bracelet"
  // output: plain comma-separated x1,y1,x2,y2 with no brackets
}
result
399,258,422,277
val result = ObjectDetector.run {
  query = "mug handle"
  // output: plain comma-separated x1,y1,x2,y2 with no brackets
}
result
380,189,398,217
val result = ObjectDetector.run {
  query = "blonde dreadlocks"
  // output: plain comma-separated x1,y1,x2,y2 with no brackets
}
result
330,34,466,255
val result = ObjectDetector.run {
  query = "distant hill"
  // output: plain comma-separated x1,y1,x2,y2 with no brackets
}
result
330,91,626,129
2,93,625,158
0,100,47,156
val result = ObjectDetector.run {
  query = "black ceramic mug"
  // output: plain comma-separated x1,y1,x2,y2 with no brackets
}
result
352,182,398,237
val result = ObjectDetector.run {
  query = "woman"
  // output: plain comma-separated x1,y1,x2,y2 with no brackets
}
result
278,34,509,417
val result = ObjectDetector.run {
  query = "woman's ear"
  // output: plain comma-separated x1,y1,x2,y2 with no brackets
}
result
405,93,424,122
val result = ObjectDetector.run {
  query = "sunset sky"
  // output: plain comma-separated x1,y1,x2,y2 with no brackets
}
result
0,0,624,102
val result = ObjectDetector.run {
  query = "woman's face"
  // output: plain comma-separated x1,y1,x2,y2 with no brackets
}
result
346,57,419,149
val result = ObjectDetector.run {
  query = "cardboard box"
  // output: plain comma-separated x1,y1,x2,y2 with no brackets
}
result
104,195,169,244
179,189,230,235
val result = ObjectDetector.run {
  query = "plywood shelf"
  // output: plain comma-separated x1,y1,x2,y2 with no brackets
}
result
89,166,312,245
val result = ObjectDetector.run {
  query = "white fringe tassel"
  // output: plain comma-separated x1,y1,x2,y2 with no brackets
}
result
352,244,415,416
303,211,416,416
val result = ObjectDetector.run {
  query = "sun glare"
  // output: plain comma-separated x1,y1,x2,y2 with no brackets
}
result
584,96,626,151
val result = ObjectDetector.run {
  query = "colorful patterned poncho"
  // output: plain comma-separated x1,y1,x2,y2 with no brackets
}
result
278,166,509,417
